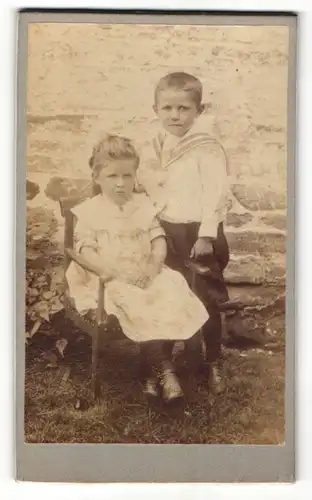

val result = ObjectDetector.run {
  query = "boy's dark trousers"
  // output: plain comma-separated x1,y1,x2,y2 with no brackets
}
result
159,220,230,364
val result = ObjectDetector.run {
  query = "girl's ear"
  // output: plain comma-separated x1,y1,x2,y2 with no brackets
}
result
134,172,146,193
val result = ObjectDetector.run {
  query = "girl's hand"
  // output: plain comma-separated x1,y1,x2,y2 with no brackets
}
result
135,274,151,289
135,261,161,289
147,259,162,282
190,237,214,260
134,236,165,289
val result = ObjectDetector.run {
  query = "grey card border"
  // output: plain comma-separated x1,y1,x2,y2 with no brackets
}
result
15,11,297,483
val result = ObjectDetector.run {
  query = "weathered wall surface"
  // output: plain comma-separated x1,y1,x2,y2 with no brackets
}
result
26,23,288,288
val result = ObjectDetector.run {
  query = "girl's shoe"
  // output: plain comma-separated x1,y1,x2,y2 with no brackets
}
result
161,369,184,402
143,377,159,398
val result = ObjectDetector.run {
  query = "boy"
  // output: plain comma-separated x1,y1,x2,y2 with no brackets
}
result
137,72,230,394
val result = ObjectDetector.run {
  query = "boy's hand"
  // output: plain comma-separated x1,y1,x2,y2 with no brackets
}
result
190,237,214,260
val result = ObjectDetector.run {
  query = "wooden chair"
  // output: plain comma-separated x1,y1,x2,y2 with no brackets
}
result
59,187,233,400
59,188,124,400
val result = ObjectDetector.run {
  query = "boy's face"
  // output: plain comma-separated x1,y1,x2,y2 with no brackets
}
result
96,158,137,205
154,89,203,137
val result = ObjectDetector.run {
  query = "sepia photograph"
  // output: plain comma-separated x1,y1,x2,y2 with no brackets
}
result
22,15,292,452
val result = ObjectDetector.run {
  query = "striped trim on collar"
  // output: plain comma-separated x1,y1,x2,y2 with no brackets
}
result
164,133,228,172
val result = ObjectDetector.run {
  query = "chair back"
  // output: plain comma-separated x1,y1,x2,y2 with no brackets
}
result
59,182,99,269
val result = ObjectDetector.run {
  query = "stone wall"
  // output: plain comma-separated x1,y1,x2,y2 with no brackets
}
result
26,23,287,300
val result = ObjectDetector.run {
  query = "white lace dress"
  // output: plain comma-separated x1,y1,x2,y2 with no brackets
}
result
65,193,208,343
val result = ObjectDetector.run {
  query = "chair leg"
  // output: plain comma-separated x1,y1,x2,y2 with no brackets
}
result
220,311,228,344
91,279,106,401
91,326,101,401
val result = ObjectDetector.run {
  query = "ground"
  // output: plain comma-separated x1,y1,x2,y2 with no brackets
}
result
24,309,285,445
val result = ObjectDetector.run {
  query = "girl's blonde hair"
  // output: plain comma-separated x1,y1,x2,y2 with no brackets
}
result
89,133,140,179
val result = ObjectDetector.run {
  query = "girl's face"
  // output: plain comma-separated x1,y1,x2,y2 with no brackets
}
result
154,89,203,137
96,158,137,205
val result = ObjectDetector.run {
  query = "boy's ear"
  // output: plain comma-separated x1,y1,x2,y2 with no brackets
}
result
201,102,212,114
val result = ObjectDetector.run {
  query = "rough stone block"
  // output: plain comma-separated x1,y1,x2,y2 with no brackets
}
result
226,230,285,255
224,255,265,285
226,212,253,228
261,213,286,231
27,154,56,173
264,255,286,284
26,179,40,200
232,182,286,211
224,252,285,286
225,315,266,346
45,176,92,201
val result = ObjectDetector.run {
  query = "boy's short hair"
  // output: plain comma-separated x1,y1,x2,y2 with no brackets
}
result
154,72,203,108
89,133,140,177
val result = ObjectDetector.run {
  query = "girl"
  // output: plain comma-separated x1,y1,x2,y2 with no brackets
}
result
66,133,208,403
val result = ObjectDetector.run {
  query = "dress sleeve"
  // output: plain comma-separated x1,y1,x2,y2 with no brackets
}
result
197,140,229,239
149,216,165,242
74,220,98,254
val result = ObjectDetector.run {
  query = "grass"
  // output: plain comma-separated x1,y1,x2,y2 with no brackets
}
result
24,309,285,445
